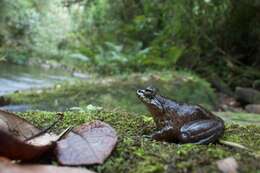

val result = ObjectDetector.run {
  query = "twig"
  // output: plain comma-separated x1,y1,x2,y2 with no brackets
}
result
25,112,64,141
57,126,73,141
219,140,260,158
219,139,249,150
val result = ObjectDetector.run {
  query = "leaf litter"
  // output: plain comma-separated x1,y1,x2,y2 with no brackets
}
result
0,109,118,172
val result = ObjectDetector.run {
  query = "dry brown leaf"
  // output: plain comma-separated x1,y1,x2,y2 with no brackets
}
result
0,129,55,161
0,160,96,173
217,157,238,173
56,120,118,165
0,109,40,140
0,109,58,161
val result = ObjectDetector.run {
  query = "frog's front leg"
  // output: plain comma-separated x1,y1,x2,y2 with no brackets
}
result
151,126,177,141
178,119,224,144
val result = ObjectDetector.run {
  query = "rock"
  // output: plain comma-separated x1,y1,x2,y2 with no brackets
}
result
235,87,260,104
217,157,238,173
218,93,240,107
245,104,260,114
217,93,242,112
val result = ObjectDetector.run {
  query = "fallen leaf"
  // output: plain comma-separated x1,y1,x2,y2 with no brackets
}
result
0,129,55,161
27,133,58,146
56,120,118,165
0,109,40,140
0,160,95,173
0,109,58,161
217,157,238,173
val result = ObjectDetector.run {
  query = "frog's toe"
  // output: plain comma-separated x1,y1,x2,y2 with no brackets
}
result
142,134,152,139
178,119,224,144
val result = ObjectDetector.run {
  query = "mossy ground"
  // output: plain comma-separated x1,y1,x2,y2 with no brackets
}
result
18,110,260,173
6,70,260,172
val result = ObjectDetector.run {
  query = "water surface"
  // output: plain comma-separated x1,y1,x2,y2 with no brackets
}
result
0,63,74,96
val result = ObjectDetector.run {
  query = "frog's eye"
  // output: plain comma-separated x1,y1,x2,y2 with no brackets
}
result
144,87,157,98
145,88,153,93
146,86,158,93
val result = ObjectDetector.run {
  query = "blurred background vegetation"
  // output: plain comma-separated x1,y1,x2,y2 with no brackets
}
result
1,1,260,172
0,0,259,88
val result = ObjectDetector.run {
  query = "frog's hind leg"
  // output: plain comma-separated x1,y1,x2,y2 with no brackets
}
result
151,126,176,142
178,119,224,144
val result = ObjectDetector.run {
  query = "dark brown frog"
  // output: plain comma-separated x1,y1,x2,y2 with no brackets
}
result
137,86,224,144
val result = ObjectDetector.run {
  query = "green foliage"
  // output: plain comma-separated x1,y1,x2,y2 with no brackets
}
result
0,0,34,63
0,0,72,63
70,0,231,73
4,50,29,65
70,0,259,85
0,0,259,86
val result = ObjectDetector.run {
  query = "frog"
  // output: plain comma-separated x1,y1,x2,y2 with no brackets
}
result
137,86,224,144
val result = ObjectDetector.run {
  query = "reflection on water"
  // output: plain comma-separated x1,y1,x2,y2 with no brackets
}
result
0,63,74,96
0,104,31,112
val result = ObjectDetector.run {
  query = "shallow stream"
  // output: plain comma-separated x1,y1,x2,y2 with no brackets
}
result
0,63,75,96
0,63,79,111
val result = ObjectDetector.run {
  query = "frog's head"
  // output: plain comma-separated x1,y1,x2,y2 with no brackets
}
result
137,86,164,116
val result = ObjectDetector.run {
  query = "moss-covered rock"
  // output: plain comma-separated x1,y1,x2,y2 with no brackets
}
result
18,110,260,173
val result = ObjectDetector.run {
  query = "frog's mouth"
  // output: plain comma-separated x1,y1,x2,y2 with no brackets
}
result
136,89,154,102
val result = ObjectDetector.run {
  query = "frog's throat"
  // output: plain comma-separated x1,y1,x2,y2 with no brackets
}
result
154,96,165,114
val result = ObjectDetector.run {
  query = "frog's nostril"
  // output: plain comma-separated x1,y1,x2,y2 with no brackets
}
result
137,90,145,97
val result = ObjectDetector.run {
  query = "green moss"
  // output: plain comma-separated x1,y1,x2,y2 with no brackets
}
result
18,110,260,173
133,161,164,173
8,70,216,113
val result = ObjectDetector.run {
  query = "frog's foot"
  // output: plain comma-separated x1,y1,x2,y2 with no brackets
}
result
142,134,152,139
178,119,224,144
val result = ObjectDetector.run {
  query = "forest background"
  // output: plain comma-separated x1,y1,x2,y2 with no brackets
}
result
0,0,259,88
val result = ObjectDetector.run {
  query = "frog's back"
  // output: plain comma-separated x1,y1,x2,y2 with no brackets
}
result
165,99,217,122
